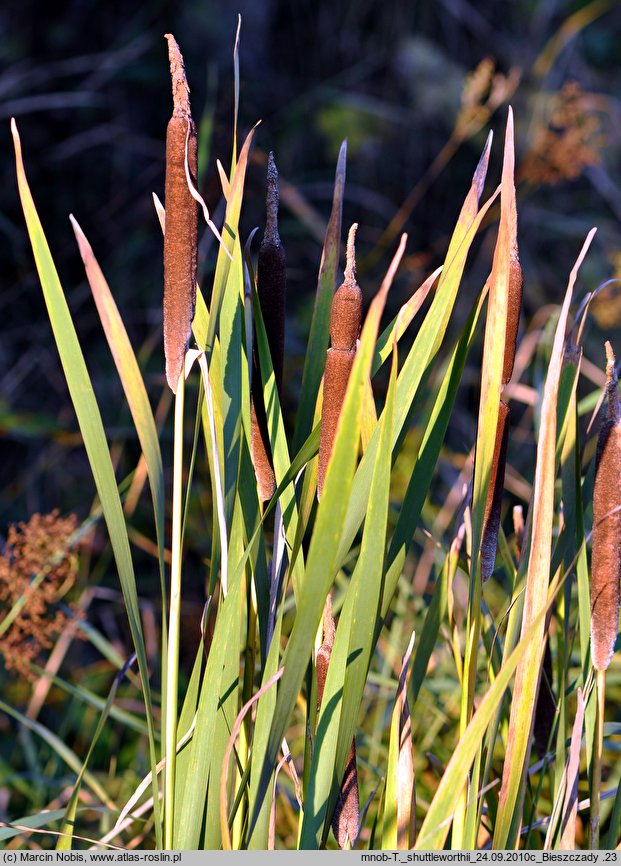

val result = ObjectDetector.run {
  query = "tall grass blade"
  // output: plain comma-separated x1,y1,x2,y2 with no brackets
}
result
248,234,400,842
11,119,161,845
382,631,416,849
415,576,563,849
493,228,597,849
301,311,398,848
70,215,166,625
0,698,114,810
57,656,136,849
293,140,346,453
338,157,498,569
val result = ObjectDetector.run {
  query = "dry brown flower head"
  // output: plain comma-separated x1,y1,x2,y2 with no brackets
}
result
521,82,606,186
0,510,80,679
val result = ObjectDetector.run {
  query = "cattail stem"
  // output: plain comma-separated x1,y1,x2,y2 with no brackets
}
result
591,668,606,848
164,368,185,849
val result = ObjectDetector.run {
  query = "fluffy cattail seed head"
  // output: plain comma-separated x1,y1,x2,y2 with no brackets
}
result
591,341,621,671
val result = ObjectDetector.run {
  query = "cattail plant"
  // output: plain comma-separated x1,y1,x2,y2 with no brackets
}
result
314,224,362,846
163,33,198,393
317,223,362,497
250,152,287,501
479,230,522,581
590,341,621,846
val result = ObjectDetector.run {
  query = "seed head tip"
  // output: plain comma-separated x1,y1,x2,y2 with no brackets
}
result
604,342,620,422
264,152,280,243
345,223,358,285
165,33,191,118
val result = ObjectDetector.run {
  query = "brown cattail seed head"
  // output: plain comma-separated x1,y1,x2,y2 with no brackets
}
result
317,224,363,498
250,153,287,502
163,34,198,393
315,594,359,848
317,349,356,498
591,341,621,671
332,739,360,847
330,224,362,351
480,400,510,582
502,244,523,384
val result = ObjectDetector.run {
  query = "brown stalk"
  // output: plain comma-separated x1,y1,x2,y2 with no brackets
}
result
480,400,510,582
590,341,621,671
163,33,198,393
250,152,287,501
315,593,360,848
317,224,362,498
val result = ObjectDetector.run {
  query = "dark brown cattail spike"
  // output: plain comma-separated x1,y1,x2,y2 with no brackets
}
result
502,242,523,385
480,400,510,582
250,153,287,502
258,152,287,392
163,34,198,393
590,341,621,671
317,224,362,498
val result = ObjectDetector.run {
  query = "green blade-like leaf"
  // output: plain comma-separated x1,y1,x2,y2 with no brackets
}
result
300,320,397,848
415,573,564,849
11,119,161,844
248,235,405,842
337,147,498,570
293,140,346,454
57,657,135,849
493,228,597,849
70,215,166,609
0,698,114,811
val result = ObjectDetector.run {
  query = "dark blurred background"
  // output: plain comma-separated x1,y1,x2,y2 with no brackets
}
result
1,0,620,530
